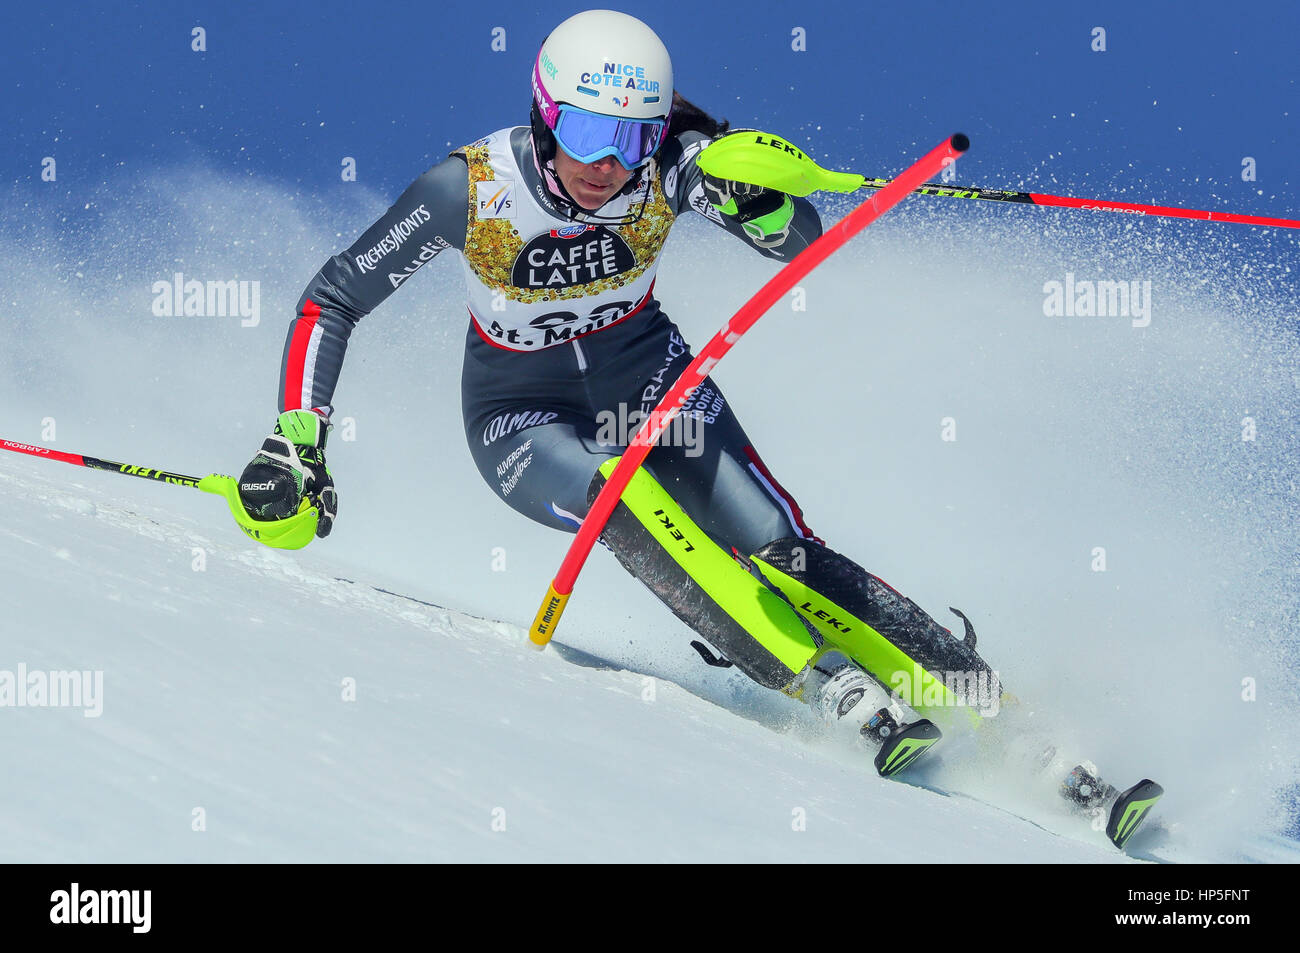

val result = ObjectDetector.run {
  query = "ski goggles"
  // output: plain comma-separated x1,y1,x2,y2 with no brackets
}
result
552,104,667,170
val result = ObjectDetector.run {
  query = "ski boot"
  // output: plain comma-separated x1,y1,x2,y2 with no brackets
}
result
859,704,943,777
1061,760,1164,851
1060,760,1118,810
799,652,942,778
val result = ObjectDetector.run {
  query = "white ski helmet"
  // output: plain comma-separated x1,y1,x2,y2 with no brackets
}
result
531,10,674,170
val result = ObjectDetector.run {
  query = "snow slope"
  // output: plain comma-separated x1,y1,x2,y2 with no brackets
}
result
0,458,1140,863
2,166,1298,862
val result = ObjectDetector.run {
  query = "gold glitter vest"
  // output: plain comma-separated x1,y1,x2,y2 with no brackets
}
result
457,127,675,352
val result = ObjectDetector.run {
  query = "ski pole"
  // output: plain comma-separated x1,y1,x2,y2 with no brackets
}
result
0,437,319,549
857,177,1300,230
1,438,205,487
696,131,1300,230
528,132,970,648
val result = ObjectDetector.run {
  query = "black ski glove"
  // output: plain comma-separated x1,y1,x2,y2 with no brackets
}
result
238,409,337,538
701,173,796,244
702,174,786,222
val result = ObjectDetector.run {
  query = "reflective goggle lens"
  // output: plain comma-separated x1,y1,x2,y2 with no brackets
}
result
553,106,666,169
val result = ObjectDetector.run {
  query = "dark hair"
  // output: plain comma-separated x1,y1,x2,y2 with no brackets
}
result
666,92,730,140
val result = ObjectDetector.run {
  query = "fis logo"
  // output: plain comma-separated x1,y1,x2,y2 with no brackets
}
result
476,180,515,219
549,224,597,239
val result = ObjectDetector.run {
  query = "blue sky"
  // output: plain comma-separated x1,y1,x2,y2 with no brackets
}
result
5,0,1297,213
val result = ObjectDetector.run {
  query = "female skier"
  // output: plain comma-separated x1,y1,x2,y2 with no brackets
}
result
235,10,993,767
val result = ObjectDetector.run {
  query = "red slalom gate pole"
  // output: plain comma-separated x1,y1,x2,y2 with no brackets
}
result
528,133,971,648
